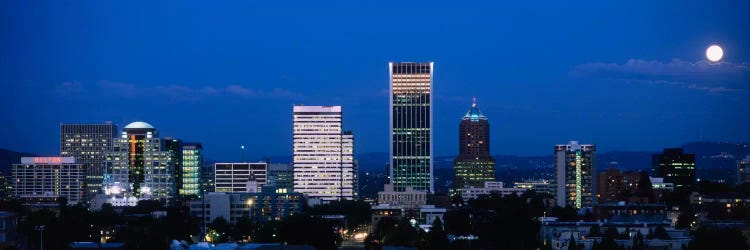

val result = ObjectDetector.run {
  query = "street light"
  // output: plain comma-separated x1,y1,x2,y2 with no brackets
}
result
35,225,46,250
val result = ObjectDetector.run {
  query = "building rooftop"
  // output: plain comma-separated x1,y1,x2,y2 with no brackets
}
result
123,121,154,129
462,98,487,122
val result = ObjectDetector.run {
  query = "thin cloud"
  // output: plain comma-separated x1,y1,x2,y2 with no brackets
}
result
71,81,303,101
572,59,750,94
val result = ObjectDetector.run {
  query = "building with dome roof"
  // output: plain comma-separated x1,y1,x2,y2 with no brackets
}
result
453,99,496,195
103,121,176,206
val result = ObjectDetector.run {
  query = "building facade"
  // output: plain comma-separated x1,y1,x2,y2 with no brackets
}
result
652,148,696,190
555,141,596,209
293,105,356,201
12,157,85,205
453,99,495,195
182,143,203,197
460,181,525,202
214,162,267,193
189,187,303,225
737,156,750,185
60,122,118,201
268,163,294,192
390,62,434,193
513,179,555,196
596,168,642,202
377,184,427,210
104,121,175,206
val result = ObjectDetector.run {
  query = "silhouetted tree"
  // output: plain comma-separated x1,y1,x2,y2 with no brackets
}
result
425,217,449,250
689,227,748,250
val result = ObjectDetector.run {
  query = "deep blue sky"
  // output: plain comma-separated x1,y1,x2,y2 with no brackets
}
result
1,1,749,161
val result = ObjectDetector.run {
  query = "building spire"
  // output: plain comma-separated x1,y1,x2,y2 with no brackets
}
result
472,97,477,107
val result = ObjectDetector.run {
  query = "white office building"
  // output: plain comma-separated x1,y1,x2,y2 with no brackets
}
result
461,181,525,202
293,105,356,202
214,162,267,193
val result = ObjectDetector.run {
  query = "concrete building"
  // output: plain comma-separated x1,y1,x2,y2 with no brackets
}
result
293,105,356,201
453,99,495,195
189,187,304,225
513,179,554,196
104,121,175,206
390,62,434,193
738,156,750,185
460,181,525,202
377,184,427,210
214,162,267,193
555,141,596,209
652,148,695,190
60,122,118,201
12,157,85,205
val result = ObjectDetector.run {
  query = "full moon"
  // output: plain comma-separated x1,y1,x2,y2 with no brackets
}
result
706,45,724,62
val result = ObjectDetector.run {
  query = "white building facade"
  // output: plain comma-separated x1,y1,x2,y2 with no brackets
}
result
12,157,85,205
293,105,356,201
214,162,267,193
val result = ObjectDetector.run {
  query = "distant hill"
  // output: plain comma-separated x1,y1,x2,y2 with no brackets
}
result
0,148,37,174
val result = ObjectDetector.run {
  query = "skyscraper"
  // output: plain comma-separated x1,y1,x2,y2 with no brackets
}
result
453,99,495,194
389,62,434,193
652,148,696,190
293,105,356,201
165,138,183,200
555,141,596,209
182,143,203,197
60,122,118,201
104,121,175,206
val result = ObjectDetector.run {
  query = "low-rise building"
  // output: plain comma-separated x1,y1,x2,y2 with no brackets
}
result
189,186,303,225
540,217,690,250
371,204,404,229
377,184,427,210
0,211,18,245
513,179,554,196
461,181,525,202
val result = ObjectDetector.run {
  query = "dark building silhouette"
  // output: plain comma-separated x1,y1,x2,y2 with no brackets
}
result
652,148,695,190
453,99,495,195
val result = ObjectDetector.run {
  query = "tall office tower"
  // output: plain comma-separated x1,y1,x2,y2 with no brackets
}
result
12,157,85,205
182,143,203,197
652,148,696,190
60,122,118,201
214,162,268,193
554,141,596,209
293,105,356,201
453,99,495,195
164,138,184,199
104,122,175,206
389,62,434,193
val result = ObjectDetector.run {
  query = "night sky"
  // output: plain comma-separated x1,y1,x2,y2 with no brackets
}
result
2,1,749,161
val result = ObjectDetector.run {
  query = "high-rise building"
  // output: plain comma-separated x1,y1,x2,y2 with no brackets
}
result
738,156,750,185
104,121,175,206
214,162,267,193
293,105,356,201
596,168,642,202
453,99,495,194
389,62,434,193
164,138,183,200
60,122,118,201
12,157,85,205
555,141,596,209
652,148,696,190
182,143,203,197
201,159,215,194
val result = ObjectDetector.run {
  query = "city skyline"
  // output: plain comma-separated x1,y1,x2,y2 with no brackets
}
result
2,1,749,161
